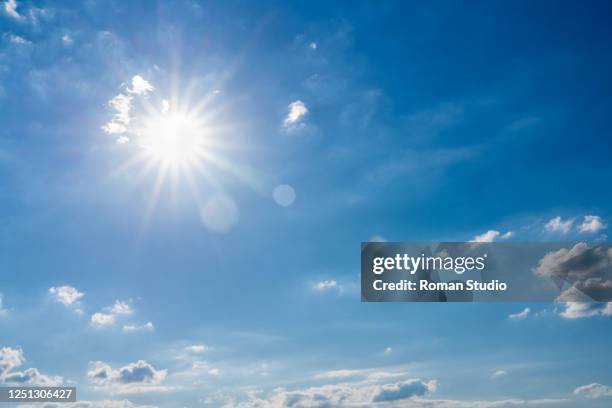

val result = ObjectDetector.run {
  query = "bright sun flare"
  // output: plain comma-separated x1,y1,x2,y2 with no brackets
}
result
140,112,206,165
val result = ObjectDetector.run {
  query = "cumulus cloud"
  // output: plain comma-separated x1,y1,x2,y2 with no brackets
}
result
49,286,84,306
0,347,63,386
128,75,154,95
102,74,155,142
470,230,499,243
109,300,133,316
225,369,565,408
574,383,612,399
283,100,309,129
508,307,530,320
91,312,115,327
544,216,574,234
88,360,168,394
533,243,612,307
102,93,132,136
533,243,612,281
90,299,139,328
0,347,23,376
230,377,435,407
578,215,606,234
557,302,612,319
3,0,23,20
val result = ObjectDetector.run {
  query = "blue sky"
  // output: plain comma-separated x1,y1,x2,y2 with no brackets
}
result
1,1,612,407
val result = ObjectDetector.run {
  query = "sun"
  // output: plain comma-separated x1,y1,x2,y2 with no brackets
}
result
139,111,207,166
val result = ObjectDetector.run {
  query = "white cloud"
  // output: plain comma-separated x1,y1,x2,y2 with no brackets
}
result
109,300,133,316
49,285,84,306
492,369,507,378
102,93,132,136
384,347,393,354
6,34,31,45
3,0,23,19
91,312,115,327
558,302,612,319
283,100,309,127
230,378,435,407
578,215,606,234
102,75,154,142
313,280,338,291
544,216,574,234
88,360,168,394
533,243,612,280
91,300,139,328
123,322,154,333
470,230,499,243
500,231,514,239
0,347,23,375
61,33,73,45
309,42,318,50
574,383,612,399
185,344,207,354
0,347,63,386
129,75,154,95
508,307,530,320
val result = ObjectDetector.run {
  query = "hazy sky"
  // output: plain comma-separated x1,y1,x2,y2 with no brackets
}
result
1,1,612,407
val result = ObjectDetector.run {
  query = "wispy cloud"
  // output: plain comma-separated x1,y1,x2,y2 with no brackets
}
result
574,383,612,399
491,369,508,378
508,307,530,321
5,33,31,45
312,279,338,291
122,322,154,333
184,344,207,354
